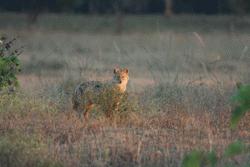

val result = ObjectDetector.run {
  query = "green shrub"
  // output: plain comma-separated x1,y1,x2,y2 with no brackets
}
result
224,140,246,158
231,84,250,128
0,37,21,91
181,150,217,167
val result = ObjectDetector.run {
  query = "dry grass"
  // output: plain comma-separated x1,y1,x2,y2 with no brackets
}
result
1,14,250,166
1,90,250,167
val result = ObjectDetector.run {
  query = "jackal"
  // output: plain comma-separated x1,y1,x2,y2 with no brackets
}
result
72,68,129,119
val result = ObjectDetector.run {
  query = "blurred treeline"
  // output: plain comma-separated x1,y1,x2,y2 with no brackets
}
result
0,0,250,15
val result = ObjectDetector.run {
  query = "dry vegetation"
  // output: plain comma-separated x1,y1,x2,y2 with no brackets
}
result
1,14,250,166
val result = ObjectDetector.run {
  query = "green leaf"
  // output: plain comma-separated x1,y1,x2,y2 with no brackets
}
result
206,150,217,167
181,150,203,167
231,84,250,128
224,140,245,158
0,37,21,91
232,85,250,104
230,105,248,129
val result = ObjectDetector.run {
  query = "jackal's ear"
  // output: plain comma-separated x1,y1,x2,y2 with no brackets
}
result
124,68,129,74
114,68,119,73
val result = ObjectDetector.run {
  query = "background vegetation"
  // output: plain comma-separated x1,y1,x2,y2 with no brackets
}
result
1,0,250,14
1,0,250,166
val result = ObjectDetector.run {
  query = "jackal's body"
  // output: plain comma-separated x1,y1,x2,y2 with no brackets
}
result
72,68,129,119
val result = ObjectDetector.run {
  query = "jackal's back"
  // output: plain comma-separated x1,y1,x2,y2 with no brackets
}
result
72,81,106,110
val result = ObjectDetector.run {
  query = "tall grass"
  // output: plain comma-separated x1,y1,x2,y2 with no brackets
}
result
0,14,250,166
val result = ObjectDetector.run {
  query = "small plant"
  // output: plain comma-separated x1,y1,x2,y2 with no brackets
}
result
181,84,250,167
231,84,250,128
224,140,246,158
181,150,217,167
0,37,22,92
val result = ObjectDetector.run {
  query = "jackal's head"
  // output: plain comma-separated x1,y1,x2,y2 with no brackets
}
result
113,68,129,92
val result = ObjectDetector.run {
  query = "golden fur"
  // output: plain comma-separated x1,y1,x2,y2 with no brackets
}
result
72,68,129,119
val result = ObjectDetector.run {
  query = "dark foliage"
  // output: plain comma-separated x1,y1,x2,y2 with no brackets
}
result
0,37,22,91
0,0,250,14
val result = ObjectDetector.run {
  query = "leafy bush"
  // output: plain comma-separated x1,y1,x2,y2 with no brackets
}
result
0,37,22,91
224,140,246,158
231,84,250,128
181,150,217,167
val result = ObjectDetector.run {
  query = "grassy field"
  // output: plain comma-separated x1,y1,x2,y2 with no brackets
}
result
1,13,250,167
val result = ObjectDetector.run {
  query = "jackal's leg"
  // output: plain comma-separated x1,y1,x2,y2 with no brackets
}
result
72,102,83,120
83,103,94,120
